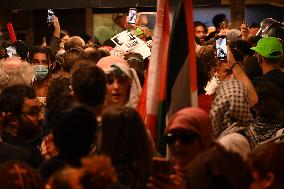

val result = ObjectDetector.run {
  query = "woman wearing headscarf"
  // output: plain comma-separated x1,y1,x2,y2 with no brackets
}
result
97,56,141,108
148,107,212,189
165,107,212,174
210,79,253,159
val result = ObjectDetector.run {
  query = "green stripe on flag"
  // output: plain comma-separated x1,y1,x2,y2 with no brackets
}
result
157,100,167,156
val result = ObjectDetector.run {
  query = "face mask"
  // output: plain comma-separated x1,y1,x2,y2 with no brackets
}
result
35,65,49,80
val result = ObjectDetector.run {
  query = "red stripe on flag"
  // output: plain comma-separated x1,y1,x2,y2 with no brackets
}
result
145,114,158,142
159,0,170,100
137,0,170,144
136,72,147,119
184,0,198,106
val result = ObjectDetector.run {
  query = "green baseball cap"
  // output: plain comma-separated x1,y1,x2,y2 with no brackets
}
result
251,37,283,58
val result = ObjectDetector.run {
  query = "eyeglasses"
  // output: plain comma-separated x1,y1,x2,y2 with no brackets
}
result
164,132,198,145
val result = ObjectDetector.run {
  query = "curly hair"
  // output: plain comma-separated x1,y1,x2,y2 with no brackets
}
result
0,58,35,93
46,73,73,125
29,46,56,66
0,84,36,117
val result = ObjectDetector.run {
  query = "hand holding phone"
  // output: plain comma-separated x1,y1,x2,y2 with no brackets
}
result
151,157,173,176
148,157,185,189
128,8,137,24
215,36,227,60
47,9,55,25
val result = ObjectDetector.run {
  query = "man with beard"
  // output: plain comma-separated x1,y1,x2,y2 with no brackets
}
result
0,85,44,168
194,21,208,45
30,46,56,99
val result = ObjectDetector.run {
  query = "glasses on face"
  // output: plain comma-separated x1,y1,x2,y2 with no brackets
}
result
165,132,198,145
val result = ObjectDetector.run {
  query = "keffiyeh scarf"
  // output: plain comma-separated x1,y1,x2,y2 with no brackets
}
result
210,79,253,138
247,116,284,148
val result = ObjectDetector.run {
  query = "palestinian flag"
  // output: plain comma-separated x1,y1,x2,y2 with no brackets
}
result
137,0,197,155
166,0,198,116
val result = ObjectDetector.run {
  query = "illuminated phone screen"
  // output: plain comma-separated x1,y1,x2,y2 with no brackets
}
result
216,36,227,60
47,9,55,24
128,8,137,24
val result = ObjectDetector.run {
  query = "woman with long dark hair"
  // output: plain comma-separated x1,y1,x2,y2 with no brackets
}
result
99,107,154,189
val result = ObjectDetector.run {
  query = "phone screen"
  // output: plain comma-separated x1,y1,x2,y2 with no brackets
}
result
128,8,137,24
216,36,227,60
47,9,55,24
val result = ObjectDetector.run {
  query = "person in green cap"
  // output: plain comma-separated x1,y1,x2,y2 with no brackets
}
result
251,37,283,74
251,36,284,114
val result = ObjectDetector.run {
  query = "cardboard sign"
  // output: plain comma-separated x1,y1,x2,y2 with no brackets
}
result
111,30,151,59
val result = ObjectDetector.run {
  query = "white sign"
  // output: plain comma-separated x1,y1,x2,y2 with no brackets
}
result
111,30,151,59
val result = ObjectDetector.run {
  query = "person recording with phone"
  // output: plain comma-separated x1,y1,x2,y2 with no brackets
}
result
113,14,135,31
49,15,62,53
128,8,137,24
47,11,70,55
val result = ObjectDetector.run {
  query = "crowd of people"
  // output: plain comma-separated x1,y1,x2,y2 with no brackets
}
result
0,9,283,189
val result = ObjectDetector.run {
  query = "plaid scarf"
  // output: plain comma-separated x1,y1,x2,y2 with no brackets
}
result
210,79,253,138
247,116,284,148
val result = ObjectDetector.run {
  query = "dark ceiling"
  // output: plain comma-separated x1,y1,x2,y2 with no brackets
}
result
0,0,221,9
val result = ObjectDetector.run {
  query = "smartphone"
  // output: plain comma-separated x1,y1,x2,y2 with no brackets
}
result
128,8,137,24
47,9,55,25
5,45,17,57
215,35,227,60
151,157,172,176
